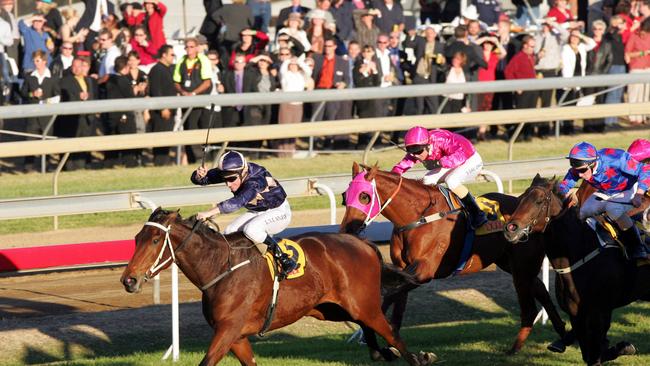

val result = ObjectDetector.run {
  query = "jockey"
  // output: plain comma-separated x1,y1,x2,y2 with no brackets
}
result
628,138,650,164
558,141,650,258
391,126,487,229
191,151,297,277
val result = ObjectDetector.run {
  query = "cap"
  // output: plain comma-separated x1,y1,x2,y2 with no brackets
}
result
461,5,479,21
567,142,598,167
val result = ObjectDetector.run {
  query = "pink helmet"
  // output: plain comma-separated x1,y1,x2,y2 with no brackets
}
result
628,138,650,162
404,126,429,147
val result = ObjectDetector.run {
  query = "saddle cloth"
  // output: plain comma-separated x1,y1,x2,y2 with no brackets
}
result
475,197,506,236
264,239,306,280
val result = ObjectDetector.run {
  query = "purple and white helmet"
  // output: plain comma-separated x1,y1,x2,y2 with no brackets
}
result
218,151,248,176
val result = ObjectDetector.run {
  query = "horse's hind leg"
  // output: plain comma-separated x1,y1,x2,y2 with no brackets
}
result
360,325,400,362
230,338,257,366
507,274,539,354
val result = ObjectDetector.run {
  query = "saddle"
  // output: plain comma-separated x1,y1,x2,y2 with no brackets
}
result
264,239,306,280
437,186,505,236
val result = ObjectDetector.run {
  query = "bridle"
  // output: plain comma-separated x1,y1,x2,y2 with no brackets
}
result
142,219,253,291
356,175,403,233
512,185,554,242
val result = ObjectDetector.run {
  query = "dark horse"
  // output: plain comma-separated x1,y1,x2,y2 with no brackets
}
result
340,163,569,354
121,208,436,366
504,175,650,365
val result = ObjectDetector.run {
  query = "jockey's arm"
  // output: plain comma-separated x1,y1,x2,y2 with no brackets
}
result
391,154,417,175
217,180,262,214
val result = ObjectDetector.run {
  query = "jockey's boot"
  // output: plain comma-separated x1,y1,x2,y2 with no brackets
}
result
264,235,297,279
619,225,648,259
460,193,488,230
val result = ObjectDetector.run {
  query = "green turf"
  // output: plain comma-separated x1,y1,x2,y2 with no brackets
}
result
0,129,644,234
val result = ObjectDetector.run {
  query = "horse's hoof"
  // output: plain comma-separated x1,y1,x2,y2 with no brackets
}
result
379,346,401,361
547,339,567,353
370,349,383,362
417,351,438,365
616,341,636,356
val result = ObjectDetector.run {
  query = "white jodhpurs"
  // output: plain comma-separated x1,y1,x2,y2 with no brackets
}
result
224,200,292,244
422,152,484,190
579,186,637,228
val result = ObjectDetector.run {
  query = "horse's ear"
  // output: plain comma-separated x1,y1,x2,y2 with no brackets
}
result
352,161,360,176
533,173,541,182
367,164,379,181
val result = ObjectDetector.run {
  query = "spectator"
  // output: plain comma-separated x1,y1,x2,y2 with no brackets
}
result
413,24,445,115
476,34,506,140
206,49,224,128
19,14,53,75
512,0,542,27
330,0,355,41
199,0,223,51
504,35,539,141
124,0,167,55
445,25,487,86
535,18,569,137
584,20,613,133
20,49,59,172
0,12,13,99
372,0,405,34
338,40,360,134
624,17,650,124
105,55,139,168
604,15,628,128
311,37,350,148
50,41,74,78
306,0,335,26
547,0,577,24
307,9,335,54
210,0,254,57
474,0,502,27
492,13,518,138
247,0,271,33
126,50,147,97
442,51,471,115
273,46,293,65
97,28,121,84
36,0,63,42
59,8,89,49
276,32,306,59
228,29,269,69
0,0,18,65
353,8,380,49
560,29,596,134
130,25,157,69
251,53,279,152
354,45,381,147
58,57,97,170
276,56,312,157
375,33,398,122
277,0,310,37
419,0,441,25
148,44,177,166
173,37,213,163
275,12,311,54
116,26,132,55
387,30,411,121
76,0,114,51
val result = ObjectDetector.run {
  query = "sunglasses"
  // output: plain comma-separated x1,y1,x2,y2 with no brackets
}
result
572,167,591,174
406,146,426,155
224,175,239,183
280,53,290,56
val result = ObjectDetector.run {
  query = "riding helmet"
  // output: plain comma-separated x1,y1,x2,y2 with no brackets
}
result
567,142,598,168
628,139,650,163
218,151,248,176
404,126,429,147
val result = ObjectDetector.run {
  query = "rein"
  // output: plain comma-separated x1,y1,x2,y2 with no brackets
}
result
363,175,403,227
144,220,252,291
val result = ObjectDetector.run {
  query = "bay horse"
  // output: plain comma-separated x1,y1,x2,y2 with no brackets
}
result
504,175,650,365
340,163,569,354
121,208,436,366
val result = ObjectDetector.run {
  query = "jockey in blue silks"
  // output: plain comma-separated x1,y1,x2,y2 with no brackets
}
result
191,150,297,276
558,141,650,259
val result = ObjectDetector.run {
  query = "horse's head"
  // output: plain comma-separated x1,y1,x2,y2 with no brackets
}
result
504,174,564,243
120,208,183,293
340,162,382,235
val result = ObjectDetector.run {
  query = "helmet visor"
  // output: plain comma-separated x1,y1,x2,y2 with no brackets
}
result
406,144,427,155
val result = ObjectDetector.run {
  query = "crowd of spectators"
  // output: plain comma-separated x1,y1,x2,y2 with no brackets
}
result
1,0,650,172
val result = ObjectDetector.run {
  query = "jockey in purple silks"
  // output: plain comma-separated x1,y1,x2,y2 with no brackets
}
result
392,126,487,229
558,141,650,259
191,150,297,277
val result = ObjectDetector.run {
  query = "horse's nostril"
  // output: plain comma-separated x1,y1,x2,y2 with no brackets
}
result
506,223,517,232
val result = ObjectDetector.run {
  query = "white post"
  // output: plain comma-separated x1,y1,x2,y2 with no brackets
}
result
542,256,550,324
171,263,180,361
313,182,337,225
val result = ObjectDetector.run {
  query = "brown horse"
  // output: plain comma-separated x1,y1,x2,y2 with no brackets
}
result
504,175,650,365
340,163,569,354
121,208,436,366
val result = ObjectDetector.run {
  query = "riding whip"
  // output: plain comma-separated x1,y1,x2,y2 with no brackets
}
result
201,103,217,168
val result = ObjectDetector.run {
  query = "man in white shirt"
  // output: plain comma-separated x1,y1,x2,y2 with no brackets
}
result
97,28,120,84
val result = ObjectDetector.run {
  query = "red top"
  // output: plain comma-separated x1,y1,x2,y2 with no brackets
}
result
546,7,574,23
316,56,335,89
625,31,650,70
504,51,536,80
227,31,270,69
478,51,499,82
125,2,167,54
130,38,157,65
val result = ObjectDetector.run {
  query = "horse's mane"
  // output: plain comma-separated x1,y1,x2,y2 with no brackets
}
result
147,208,234,242
530,175,564,200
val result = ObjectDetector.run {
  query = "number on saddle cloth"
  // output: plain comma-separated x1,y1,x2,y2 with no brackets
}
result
264,239,306,280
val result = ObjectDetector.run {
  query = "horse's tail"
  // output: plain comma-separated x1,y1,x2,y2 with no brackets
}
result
362,239,420,297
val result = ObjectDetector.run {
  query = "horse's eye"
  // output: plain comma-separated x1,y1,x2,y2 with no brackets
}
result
153,239,159,245
536,199,544,205
359,192,371,205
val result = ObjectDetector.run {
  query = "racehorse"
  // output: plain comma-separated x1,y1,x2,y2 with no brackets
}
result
340,163,569,354
504,175,650,365
121,208,436,366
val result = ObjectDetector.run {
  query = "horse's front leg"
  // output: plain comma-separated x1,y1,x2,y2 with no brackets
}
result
508,271,538,354
199,324,244,366
230,337,257,366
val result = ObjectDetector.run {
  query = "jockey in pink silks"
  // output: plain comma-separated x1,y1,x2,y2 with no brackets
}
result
628,138,650,164
392,126,487,229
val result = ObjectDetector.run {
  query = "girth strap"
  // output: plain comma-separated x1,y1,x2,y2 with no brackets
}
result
396,208,464,233
201,260,251,291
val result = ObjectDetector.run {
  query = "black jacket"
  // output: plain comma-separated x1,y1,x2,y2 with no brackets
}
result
587,39,613,75
20,71,60,104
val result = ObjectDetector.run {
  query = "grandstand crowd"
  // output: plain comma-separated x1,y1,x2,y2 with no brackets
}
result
0,0,649,171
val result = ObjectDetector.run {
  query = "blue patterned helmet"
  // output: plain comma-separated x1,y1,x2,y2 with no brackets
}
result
566,142,598,168
218,151,247,176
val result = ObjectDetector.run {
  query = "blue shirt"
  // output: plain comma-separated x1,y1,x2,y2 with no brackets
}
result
558,148,650,196
18,20,51,71
191,162,287,214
